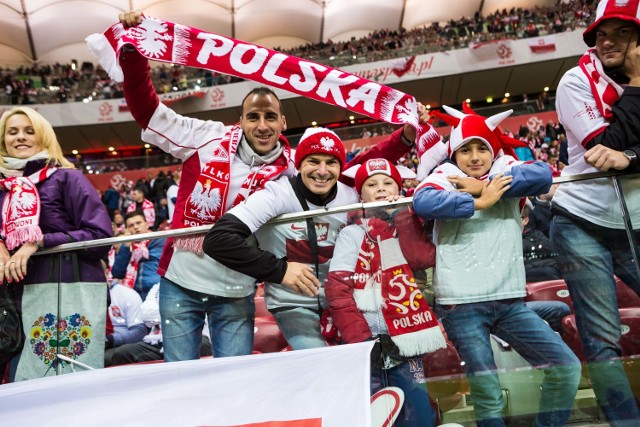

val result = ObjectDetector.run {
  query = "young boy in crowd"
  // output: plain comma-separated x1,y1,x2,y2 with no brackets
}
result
412,106,581,427
326,158,446,427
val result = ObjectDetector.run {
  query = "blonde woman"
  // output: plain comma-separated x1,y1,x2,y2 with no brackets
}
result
0,107,112,381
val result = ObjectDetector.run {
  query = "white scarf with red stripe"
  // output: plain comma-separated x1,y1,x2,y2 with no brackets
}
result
0,165,56,250
578,48,624,120
353,216,446,356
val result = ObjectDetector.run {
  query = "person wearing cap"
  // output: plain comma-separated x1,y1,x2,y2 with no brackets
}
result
412,106,581,427
553,0,640,423
325,158,446,427
116,10,419,361
204,127,418,350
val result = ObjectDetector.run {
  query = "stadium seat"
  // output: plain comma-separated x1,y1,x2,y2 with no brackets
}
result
253,317,287,354
525,280,574,313
254,296,272,319
615,277,640,308
423,341,469,415
562,307,640,360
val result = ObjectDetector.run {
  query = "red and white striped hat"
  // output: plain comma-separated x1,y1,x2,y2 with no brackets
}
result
583,0,640,47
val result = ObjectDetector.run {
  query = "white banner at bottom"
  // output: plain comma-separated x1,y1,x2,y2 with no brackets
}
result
0,342,374,427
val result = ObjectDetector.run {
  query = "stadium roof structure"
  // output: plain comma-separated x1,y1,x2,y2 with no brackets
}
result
1,0,557,67
1,0,582,152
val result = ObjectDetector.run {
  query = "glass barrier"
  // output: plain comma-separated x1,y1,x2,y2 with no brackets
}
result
2,170,639,427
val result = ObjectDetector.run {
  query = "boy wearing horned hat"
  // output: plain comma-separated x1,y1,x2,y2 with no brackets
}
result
413,106,581,427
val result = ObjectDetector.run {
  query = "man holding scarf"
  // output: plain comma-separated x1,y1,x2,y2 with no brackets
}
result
115,11,418,361
553,0,640,424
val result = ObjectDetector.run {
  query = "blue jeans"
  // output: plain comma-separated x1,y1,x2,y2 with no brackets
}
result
551,215,640,425
159,277,255,361
525,301,571,333
371,358,435,427
436,299,581,427
272,307,328,350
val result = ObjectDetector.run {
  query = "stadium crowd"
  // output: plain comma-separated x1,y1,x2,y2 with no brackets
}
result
1,1,596,105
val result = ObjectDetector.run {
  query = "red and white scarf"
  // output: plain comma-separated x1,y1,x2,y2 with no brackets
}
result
353,216,446,356
0,166,56,250
86,16,420,127
578,48,624,120
173,125,291,253
122,240,150,288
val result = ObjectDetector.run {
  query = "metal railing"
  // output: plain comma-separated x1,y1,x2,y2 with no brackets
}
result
38,169,640,257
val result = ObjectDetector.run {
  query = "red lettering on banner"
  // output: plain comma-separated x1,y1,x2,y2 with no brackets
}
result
200,418,322,427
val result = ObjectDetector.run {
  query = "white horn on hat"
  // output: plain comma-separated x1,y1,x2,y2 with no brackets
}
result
442,105,466,119
485,109,513,131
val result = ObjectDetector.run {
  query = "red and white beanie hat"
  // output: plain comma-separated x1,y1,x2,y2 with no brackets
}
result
342,158,416,194
441,105,513,160
294,127,346,169
583,0,640,47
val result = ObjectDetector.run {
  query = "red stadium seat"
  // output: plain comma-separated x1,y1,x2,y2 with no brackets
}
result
561,315,584,361
615,277,640,308
254,296,272,319
423,341,469,415
562,307,640,360
619,308,640,356
252,317,287,354
525,280,574,313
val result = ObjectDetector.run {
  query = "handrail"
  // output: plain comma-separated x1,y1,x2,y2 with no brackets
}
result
36,169,639,255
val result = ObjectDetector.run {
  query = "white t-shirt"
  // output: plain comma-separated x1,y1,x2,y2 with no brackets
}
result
229,176,359,310
554,65,640,229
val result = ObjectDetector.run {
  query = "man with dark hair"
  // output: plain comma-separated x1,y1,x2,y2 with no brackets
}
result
126,186,155,227
553,0,640,423
111,211,165,301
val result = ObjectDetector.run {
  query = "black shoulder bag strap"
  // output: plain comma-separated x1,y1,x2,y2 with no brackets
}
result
289,177,323,317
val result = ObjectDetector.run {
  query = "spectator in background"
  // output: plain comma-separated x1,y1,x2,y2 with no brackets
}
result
528,185,556,238
112,210,125,234
166,171,179,222
552,1,640,422
153,197,169,230
106,283,212,366
150,170,169,206
126,185,155,229
111,211,165,301
104,279,147,367
521,204,561,283
102,184,121,220
514,144,535,161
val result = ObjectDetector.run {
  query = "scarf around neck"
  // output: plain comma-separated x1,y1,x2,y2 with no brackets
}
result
352,214,446,356
0,163,57,250
122,240,150,288
578,49,624,120
173,125,291,254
